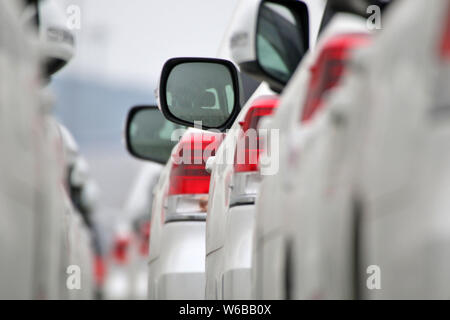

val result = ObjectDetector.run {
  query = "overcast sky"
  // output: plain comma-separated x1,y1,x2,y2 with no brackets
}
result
55,0,240,90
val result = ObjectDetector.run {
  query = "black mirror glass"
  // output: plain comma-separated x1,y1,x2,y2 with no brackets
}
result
126,106,184,163
256,1,308,85
159,58,241,130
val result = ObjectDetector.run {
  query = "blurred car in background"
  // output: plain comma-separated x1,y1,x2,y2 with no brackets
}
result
58,124,97,299
204,89,278,300
276,0,450,299
227,0,395,299
0,0,100,299
105,162,162,300
224,0,326,299
0,0,79,300
0,0,50,299
69,155,103,298
229,0,376,299
227,0,450,300
355,0,450,298
32,0,78,300
277,0,397,300
256,0,377,299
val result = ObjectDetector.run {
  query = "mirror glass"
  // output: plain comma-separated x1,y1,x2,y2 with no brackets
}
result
128,107,184,163
256,1,306,83
166,62,235,128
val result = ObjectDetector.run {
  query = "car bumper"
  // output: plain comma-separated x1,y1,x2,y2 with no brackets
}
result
158,272,205,300
149,220,206,299
222,204,255,299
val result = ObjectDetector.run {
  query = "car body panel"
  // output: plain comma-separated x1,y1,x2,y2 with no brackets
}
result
356,0,450,299
147,128,215,299
253,12,370,299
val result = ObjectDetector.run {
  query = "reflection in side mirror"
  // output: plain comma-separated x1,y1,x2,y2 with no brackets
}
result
158,57,241,131
125,105,184,163
256,0,309,91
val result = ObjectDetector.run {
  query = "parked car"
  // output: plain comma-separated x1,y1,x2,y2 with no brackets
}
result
157,52,278,298
0,0,86,299
229,0,396,299
204,89,278,300
227,0,328,299
58,124,96,300
229,0,450,300
0,0,48,299
354,0,450,298
278,0,450,299
124,105,223,299
105,162,162,300
69,155,103,298
155,0,326,299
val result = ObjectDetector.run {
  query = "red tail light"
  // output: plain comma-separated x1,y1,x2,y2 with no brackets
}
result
301,33,371,122
234,97,279,173
139,221,151,256
165,131,223,222
169,132,222,195
440,4,450,59
229,97,278,207
112,235,130,264
94,255,106,287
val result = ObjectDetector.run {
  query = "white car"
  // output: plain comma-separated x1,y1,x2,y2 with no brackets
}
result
204,85,277,300
354,0,450,298
227,0,332,299
279,0,450,299
0,0,49,299
275,0,450,300
232,0,393,299
237,0,449,300
58,124,97,300
0,0,82,299
124,105,222,299
105,162,162,300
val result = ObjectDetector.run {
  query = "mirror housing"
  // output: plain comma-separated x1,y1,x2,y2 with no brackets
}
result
205,156,216,174
125,105,184,164
158,57,242,131
230,0,310,92
38,0,75,78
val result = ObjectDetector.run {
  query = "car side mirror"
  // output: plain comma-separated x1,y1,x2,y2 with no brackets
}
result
230,0,310,92
158,57,242,131
125,105,184,164
38,0,75,77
